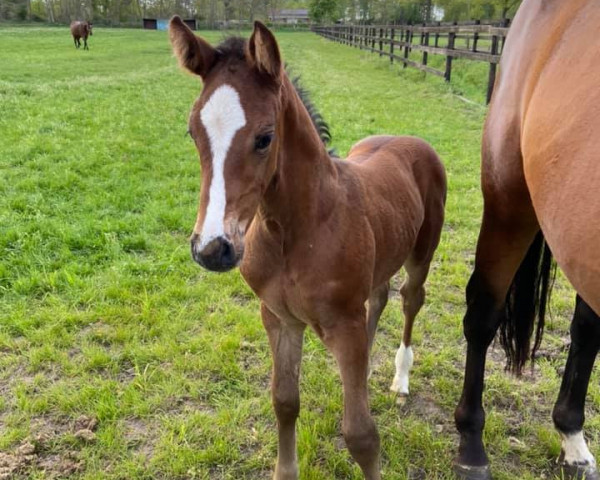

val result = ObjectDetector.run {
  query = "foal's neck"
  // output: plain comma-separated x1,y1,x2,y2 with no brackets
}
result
260,75,338,235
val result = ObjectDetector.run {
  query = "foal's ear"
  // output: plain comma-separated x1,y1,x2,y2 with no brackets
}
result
169,15,216,79
247,21,282,81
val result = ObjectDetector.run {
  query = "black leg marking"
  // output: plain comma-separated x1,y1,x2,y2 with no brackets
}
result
454,272,504,475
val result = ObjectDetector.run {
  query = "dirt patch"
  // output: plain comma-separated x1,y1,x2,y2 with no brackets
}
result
231,291,255,306
399,386,448,428
0,441,82,480
123,417,156,459
0,414,98,479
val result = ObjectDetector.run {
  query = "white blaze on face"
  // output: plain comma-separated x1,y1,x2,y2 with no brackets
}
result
561,431,596,466
199,84,246,249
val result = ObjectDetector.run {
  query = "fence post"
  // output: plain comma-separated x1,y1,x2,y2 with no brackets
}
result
472,19,480,52
379,27,383,56
403,24,411,68
361,25,365,50
486,34,499,103
422,25,429,66
358,25,362,49
390,27,395,64
371,27,376,51
444,22,456,82
434,21,440,47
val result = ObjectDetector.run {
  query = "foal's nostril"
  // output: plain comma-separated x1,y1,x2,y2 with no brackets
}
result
193,236,238,272
220,240,235,266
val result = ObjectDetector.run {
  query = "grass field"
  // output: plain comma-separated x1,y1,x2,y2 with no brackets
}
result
1,25,598,480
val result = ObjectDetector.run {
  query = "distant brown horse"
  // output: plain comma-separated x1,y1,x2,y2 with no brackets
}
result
70,21,92,50
169,16,446,479
453,1,600,479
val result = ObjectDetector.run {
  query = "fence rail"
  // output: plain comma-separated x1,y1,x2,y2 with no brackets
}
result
312,21,510,103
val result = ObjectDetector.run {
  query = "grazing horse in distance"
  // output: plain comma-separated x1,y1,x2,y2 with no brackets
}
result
453,1,600,479
70,21,92,50
168,16,446,480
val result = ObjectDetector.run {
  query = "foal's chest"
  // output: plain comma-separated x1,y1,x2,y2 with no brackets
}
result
240,239,329,328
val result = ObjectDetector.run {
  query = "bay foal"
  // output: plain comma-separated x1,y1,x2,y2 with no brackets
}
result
454,1,600,479
169,17,446,479
70,21,92,50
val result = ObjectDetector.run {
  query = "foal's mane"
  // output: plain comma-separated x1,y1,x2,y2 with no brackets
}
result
214,36,334,151
288,73,332,149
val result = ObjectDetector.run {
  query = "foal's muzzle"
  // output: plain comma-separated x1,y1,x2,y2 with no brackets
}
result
191,235,239,272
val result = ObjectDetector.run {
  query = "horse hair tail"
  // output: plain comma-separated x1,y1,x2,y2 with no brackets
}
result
499,230,556,375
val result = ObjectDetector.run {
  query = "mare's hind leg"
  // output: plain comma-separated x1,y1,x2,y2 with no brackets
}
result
261,304,306,480
390,258,428,396
84,38,88,50
453,118,542,479
552,296,600,480
454,212,539,479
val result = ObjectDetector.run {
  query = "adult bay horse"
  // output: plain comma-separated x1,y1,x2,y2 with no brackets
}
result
169,16,446,479
454,1,600,479
70,21,92,50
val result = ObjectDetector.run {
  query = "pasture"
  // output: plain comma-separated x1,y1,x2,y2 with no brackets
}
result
0,25,597,479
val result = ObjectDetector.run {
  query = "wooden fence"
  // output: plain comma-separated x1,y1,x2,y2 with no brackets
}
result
312,21,510,103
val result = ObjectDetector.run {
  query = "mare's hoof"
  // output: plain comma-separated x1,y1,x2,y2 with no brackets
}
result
452,463,492,480
559,463,600,480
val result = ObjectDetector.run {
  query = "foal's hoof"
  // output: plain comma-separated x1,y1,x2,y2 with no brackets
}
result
559,463,600,480
452,463,492,480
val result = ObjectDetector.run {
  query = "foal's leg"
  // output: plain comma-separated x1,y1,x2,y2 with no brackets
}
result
324,318,381,480
367,282,389,353
390,258,428,396
552,295,600,480
454,211,538,479
84,37,88,50
261,304,305,480
366,282,389,379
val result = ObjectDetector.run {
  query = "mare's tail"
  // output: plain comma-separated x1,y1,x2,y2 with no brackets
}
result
499,231,556,375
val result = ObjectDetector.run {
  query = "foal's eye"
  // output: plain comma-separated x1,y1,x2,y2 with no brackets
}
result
255,134,273,152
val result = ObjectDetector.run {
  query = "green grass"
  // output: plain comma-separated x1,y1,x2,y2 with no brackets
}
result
0,25,596,479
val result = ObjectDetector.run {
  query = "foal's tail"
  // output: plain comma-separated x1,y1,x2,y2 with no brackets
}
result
500,231,556,375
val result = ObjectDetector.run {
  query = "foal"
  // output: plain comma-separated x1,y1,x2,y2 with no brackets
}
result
169,17,446,479
70,21,92,50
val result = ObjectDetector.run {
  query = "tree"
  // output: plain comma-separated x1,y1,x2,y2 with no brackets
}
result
498,0,520,18
309,0,338,23
436,0,522,21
